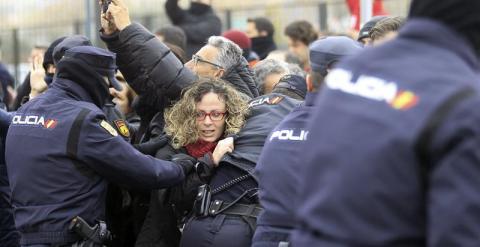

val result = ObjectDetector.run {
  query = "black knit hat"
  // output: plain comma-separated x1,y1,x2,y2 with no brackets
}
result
43,37,66,71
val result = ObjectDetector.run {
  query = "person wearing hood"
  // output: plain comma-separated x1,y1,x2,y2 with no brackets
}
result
165,0,222,58
246,17,277,60
5,46,194,247
291,0,480,246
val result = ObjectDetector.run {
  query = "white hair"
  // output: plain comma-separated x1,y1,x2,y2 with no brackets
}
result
254,59,290,94
207,36,243,71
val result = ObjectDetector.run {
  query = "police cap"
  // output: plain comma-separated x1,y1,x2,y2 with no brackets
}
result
274,74,307,99
309,36,363,76
53,35,93,65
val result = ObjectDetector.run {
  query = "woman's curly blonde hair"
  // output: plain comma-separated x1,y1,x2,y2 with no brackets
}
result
165,78,249,149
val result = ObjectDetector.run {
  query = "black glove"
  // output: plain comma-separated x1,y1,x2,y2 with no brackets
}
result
171,153,197,175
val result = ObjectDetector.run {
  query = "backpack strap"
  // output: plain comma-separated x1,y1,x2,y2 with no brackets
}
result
66,108,95,178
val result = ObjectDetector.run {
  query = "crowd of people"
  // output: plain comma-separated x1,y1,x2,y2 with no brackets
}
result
1,0,479,246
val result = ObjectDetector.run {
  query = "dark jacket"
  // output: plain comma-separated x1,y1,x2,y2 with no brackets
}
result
222,57,260,99
253,93,316,246
222,93,301,180
136,138,214,247
204,93,301,204
165,0,222,57
291,19,480,246
6,65,186,245
0,109,18,246
12,73,31,111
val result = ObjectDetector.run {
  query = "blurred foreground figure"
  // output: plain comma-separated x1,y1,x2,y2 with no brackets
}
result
252,36,362,247
292,0,480,246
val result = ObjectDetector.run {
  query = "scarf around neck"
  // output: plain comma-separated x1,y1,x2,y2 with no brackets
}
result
185,139,217,158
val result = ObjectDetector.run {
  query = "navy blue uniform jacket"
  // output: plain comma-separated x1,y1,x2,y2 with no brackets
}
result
0,109,18,246
5,79,185,245
253,93,315,244
292,19,480,246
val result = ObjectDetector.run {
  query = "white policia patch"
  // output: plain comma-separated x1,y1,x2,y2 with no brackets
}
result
249,96,284,108
326,69,398,103
325,69,420,110
12,115,58,129
100,120,118,137
270,129,309,141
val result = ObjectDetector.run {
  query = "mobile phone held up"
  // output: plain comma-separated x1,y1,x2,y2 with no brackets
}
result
102,0,112,13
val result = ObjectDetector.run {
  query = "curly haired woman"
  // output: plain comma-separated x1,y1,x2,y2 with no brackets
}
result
136,78,249,247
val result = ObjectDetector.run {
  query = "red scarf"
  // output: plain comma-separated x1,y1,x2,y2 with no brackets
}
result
185,139,218,158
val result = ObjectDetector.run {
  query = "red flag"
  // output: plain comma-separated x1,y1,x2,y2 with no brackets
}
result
346,0,388,30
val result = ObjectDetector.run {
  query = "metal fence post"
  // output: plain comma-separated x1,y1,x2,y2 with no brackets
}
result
360,0,373,28
12,28,19,86
225,9,232,31
318,2,328,32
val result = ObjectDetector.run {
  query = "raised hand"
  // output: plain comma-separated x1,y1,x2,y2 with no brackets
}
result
212,137,234,167
29,54,47,98
106,0,131,31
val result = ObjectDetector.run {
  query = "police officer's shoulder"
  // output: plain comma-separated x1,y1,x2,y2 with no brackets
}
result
85,108,119,137
248,93,301,108
79,105,120,138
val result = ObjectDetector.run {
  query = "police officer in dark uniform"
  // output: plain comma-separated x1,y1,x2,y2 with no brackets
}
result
180,83,302,247
252,36,362,247
5,46,193,247
291,0,480,246
0,108,18,246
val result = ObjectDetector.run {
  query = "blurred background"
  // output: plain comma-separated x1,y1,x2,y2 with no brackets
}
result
0,0,410,85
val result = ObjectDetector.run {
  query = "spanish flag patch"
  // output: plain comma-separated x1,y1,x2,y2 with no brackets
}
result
114,119,130,138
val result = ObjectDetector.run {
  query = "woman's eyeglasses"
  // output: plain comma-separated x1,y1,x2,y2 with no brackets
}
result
195,111,227,121
192,54,224,69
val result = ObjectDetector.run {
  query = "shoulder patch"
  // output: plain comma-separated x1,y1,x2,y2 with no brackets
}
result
249,96,285,108
100,120,118,137
114,119,130,138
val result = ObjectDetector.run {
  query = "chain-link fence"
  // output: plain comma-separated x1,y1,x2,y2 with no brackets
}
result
0,0,410,85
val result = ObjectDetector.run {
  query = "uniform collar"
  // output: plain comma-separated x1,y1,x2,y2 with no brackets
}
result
399,18,479,70
50,78,96,105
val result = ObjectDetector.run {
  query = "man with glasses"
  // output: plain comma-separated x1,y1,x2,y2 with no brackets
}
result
185,36,259,98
